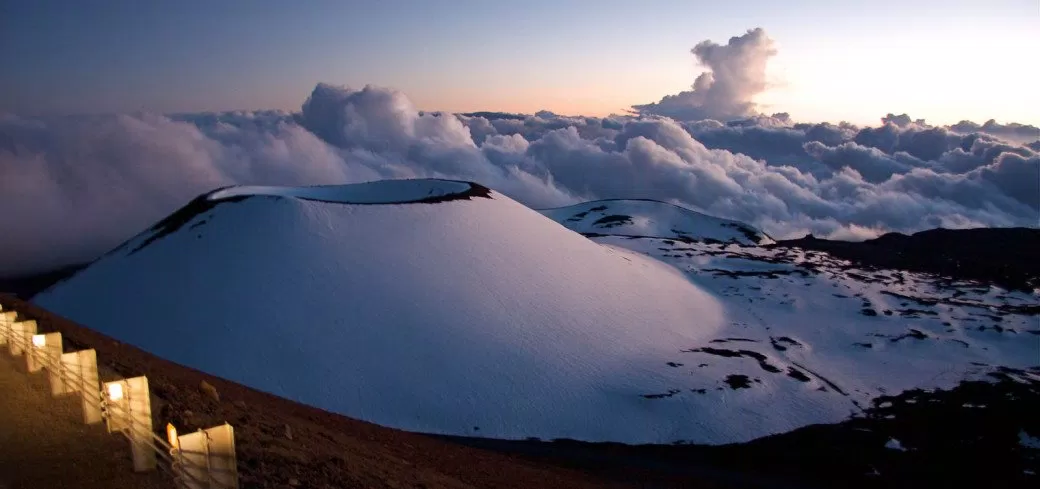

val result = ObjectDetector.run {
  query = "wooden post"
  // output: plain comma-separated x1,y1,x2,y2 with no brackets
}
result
104,376,157,472
60,349,102,424
9,320,36,356
172,423,240,488
28,332,63,391
0,311,17,345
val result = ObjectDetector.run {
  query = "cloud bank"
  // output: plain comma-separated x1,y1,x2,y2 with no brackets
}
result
1,28,1037,277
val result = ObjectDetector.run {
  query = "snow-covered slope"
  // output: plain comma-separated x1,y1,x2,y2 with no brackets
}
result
541,199,773,245
35,179,731,443
33,179,1039,446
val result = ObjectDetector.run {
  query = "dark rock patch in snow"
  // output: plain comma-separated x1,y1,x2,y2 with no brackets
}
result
790,361,848,396
130,187,249,256
769,336,802,352
846,272,877,283
898,308,938,317
591,215,633,228
786,368,812,383
889,329,929,342
709,337,757,344
880,290,940,307
565,211,588,222
641,389,681,400
724,375,752,390
685,347,782,374
722,222,764,244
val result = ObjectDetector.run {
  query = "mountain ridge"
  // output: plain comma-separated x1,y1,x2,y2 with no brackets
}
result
774,227,1040,291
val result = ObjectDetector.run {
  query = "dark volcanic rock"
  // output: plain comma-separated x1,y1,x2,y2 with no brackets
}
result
723,375,752,390
445,372,1040,489
641,389,681,399
773,227,1040,291
591,215,633,228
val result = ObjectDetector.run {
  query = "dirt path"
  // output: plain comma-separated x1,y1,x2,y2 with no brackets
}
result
0,351,173,489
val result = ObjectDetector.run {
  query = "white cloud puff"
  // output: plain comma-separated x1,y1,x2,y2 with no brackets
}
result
632,28,777,121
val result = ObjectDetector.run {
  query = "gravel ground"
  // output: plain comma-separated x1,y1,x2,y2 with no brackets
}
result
0,351,173,489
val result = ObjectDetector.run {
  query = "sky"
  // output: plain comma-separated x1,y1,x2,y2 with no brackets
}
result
1,0,1037,125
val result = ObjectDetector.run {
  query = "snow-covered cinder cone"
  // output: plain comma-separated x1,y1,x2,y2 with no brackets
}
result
541,199,774,245
36,179,727,443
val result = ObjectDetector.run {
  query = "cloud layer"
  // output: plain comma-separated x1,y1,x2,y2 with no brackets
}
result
1,28,1037,277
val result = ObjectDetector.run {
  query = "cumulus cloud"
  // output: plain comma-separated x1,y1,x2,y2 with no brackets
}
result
949,119,1040,146
632,28,777,121
1,30,1038,277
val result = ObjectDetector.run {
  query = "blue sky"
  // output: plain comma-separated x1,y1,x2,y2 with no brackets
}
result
2,0,1037,124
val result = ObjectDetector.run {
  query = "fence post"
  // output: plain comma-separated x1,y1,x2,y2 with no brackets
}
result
169,422,239,489
29,332,63,393
9,320,36,356
0,311,17,345
60,349,103,424
104,376,157,472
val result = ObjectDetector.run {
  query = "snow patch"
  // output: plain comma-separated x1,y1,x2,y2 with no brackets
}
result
885,438,907,451
1019,430,1040,449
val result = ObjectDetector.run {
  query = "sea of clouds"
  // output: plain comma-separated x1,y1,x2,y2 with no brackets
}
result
1,28,1037,277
